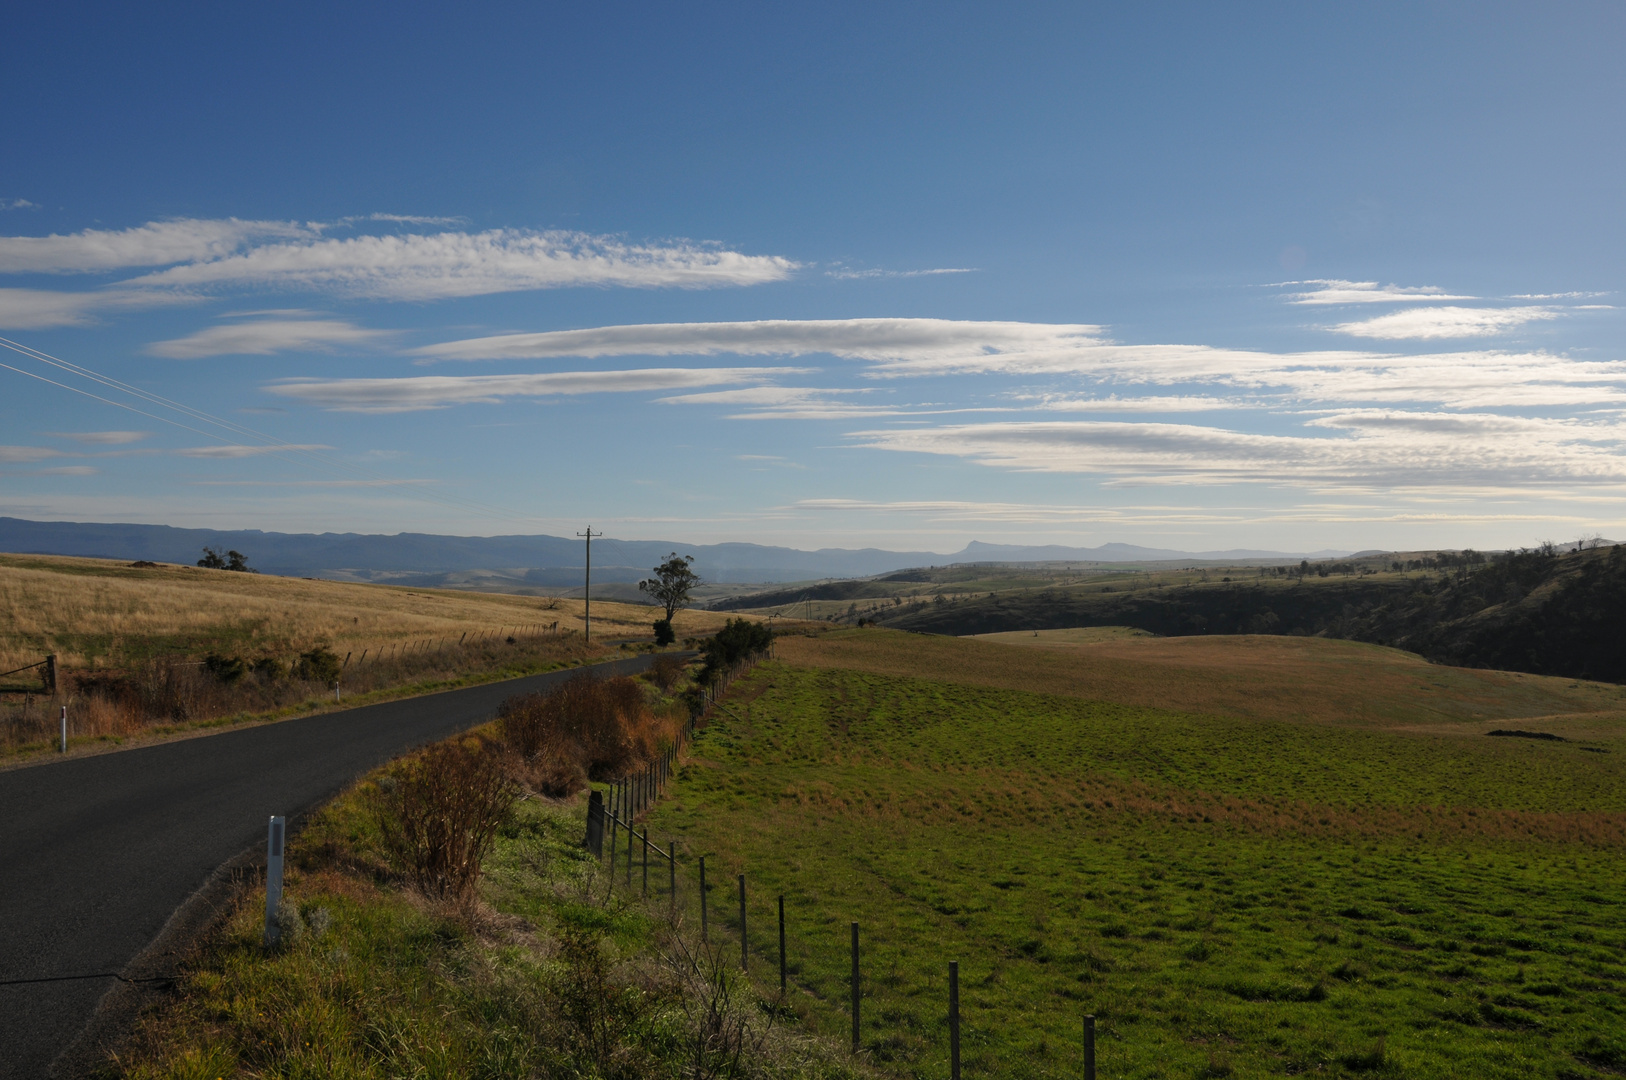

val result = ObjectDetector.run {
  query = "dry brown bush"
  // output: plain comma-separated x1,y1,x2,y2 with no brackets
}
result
373,736,519,900
647,653,686,692
499,674,678,796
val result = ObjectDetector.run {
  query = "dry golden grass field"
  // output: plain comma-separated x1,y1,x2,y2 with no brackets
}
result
0,553,758,755
0,552,736,674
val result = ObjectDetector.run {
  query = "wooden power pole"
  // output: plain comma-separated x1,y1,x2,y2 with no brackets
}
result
577,526,598,640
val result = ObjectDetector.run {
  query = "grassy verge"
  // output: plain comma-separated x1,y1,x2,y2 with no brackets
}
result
0,638,636,765
649,642,1626,1079
110,713,862,1079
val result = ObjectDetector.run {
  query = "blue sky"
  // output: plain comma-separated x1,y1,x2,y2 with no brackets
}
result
2,2,1623,553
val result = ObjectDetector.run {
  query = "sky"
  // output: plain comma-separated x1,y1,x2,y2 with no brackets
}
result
2,1,1624,555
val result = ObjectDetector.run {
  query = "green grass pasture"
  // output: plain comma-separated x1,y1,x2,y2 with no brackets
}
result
653,653,1626,1079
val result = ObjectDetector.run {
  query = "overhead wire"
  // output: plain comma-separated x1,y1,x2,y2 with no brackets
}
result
0,335,550,527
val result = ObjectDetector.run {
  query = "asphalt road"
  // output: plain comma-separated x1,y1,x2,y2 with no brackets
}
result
0,654,659,1078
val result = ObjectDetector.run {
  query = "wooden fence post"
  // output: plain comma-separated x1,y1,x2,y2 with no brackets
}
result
949,961,961,1080
700,856,709,942
44,654,56,694
585,790,605,856
739,874,748,970
1084,1013,1096,1080
779,894,787,994
851,923,861,1053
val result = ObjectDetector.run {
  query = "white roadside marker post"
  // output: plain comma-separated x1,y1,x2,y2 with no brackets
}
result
264,815,286,948
59,705,67,753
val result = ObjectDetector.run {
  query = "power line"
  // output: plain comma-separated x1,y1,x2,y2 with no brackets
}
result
0,335,545,527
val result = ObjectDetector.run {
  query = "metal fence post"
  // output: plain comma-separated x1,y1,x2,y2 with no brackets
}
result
949,961,961,1080
263,815,286,947
59,704,67,753
700,856,709,943
851,922,861,1053
1084,1013,1096,1080
667,839,676,915
642,830,649,897
739,874,748,970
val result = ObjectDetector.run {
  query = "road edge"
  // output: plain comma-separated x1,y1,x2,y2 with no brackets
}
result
46,650,685,1077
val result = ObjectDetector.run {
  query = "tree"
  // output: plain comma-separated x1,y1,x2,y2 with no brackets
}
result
640,553,700,644
198,547,256,572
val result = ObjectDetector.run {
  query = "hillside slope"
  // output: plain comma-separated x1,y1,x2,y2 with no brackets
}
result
879,546,1626,683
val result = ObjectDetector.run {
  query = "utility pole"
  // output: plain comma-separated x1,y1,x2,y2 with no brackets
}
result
577,526,598,641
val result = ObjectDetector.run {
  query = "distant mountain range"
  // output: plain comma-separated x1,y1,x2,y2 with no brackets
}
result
0,517,1362,586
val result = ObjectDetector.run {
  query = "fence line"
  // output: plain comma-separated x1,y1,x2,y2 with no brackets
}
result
580,642,1100,1077
0,654,55,694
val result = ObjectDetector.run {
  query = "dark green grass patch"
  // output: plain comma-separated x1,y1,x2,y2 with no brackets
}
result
653,662,1626,1079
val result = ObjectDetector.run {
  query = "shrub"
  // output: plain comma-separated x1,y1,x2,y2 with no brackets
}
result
294,646,342,684
498,674,669,795
373,736,518,900
251,656,286,681
653,618,676,646
648,653,685,692
699,618,772,681
202,653,246,684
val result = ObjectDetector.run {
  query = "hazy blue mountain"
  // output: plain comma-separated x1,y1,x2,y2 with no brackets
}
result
0,517,944,584
956,540,1358,562
0,517,1361,585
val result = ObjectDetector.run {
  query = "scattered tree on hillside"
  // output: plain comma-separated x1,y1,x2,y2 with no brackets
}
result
639,552,700,646
198,547,256,572
700,617,773,681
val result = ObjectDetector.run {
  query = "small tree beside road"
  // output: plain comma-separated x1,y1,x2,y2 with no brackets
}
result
639,553,700,645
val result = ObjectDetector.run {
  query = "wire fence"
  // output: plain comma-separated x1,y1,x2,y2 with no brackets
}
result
581,642,1100,1079
0,654,54,694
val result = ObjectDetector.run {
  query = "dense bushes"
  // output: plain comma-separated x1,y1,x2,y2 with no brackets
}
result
498,673,677,796
700,618,773,682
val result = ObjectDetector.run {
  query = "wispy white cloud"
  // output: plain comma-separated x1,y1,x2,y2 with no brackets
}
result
794,498,1129,522
825,266,977,280
655,384,902,420
1331,305,1560,340
354,213,469,226
0,286,194,328
1282,280,1477,305
793,497,1602,527
42,430,149,444
0,445,63,463
1026,394,1241,412
413,318,1106,367
849,412,1626,488
267,367,807,413
34,465,98,476
124,229,798,299
409,318,1626,413
2,199,37,211
175,443,334,458
0,218,313,273
147,318,393,359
